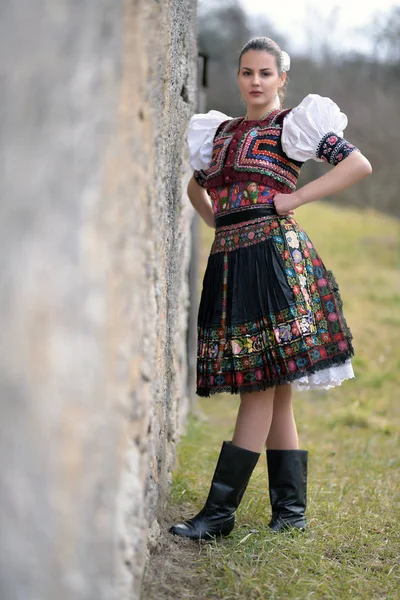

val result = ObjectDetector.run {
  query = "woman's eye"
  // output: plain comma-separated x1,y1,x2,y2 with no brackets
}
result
243,72,271,77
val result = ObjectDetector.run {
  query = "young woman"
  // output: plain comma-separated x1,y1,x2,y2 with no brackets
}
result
169,37,372,540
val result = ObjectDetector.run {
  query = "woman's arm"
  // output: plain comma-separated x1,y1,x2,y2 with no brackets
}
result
187,175,215,228
274,151,372,216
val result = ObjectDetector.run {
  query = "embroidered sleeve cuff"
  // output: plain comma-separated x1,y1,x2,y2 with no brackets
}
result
193,169,207,188
316,132,359,166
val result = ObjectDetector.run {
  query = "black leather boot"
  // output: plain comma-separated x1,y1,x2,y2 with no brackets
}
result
169,440,260,540
266,449,308,532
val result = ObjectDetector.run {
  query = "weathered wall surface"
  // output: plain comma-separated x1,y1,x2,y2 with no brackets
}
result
0,1,197,599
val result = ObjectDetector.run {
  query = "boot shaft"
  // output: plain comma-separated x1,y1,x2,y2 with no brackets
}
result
266,449,308,516
205,441,260,513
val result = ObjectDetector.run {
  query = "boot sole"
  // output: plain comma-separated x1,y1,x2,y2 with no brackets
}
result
268,522,307,534
169,517,235,541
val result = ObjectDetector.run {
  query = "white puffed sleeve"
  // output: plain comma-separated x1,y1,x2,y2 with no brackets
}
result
187,110,232,170
281,94,354,163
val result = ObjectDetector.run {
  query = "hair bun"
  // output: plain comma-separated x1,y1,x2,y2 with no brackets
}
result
281,50,290,72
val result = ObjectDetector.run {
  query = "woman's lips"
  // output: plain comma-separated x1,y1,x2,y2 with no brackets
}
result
250,91,262,95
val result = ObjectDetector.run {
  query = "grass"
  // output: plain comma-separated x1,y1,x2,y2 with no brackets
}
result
141,202,400,600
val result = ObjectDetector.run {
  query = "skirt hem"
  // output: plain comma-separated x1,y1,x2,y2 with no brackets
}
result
196,350,354,397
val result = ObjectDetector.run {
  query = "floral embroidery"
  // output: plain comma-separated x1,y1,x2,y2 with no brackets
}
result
285,230,299,248
298,274,307,287
209,181,276,215
193,168,207,187
211,214,282,254
292,249,302,263
316,131,359,165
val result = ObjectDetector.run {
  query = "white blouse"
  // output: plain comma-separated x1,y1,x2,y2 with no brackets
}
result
187,93,349,170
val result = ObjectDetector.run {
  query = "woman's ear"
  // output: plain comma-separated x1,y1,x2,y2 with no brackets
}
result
279,71,287,88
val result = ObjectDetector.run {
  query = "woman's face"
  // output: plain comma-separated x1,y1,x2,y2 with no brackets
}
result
237,50,286,111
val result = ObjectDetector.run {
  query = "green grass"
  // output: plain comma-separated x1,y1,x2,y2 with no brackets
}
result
144,203,400,600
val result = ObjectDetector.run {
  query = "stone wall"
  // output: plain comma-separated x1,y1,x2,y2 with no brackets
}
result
0,1,197,599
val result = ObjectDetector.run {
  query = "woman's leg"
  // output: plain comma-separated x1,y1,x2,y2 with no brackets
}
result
265,384,307,532
232,387,275,453
170,388,268,539
266,384,299,449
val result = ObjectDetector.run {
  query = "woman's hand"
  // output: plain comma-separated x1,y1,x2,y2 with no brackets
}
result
273,192,300,216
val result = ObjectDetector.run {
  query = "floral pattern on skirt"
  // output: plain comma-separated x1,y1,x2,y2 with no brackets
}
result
196,208,354,396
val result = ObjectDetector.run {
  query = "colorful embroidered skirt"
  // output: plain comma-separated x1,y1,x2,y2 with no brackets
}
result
196,205,354,397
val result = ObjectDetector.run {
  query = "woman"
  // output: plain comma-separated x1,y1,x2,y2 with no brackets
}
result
169,37,372,541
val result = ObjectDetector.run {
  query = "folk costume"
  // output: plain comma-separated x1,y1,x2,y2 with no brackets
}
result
169,93,360,542
189,94,358,397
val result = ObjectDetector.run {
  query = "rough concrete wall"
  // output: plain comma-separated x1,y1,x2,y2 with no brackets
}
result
0,1,197,599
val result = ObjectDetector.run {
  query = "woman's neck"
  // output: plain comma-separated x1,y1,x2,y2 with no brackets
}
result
245,103,277,121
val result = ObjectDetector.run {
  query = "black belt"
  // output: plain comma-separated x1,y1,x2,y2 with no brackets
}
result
215,205,278,228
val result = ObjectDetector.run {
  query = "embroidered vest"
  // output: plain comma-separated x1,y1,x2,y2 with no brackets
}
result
194,109,304,194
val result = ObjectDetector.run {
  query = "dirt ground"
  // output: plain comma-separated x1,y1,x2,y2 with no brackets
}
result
140,504,212,600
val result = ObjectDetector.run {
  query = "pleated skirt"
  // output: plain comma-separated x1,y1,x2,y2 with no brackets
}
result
196,206,354,397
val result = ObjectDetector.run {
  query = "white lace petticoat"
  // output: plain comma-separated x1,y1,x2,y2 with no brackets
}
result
292,359,355,391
